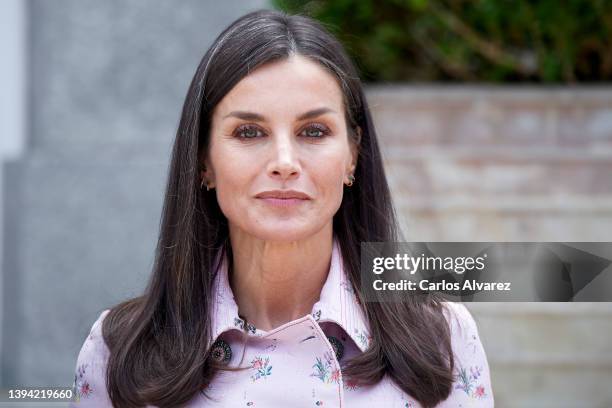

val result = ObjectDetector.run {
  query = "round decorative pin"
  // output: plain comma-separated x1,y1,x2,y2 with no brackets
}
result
209,339,232,364
327,335,344,361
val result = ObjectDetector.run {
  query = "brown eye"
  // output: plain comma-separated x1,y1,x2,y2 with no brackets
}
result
235,124,264,139
301,123,331,138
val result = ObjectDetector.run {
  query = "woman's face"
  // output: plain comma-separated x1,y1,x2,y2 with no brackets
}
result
206,54,358,242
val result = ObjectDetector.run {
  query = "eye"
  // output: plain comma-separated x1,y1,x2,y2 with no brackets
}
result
300,123,331,138
234,124,265,139
232,123,331,140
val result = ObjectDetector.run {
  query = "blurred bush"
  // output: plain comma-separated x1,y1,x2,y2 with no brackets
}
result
272,0,612,82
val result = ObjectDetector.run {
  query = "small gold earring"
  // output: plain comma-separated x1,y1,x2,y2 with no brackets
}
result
347,175,355,187
200,180,211,191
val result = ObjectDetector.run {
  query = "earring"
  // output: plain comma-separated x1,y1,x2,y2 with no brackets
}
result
200,170,212,191
346,174,355,187
200,179,211,191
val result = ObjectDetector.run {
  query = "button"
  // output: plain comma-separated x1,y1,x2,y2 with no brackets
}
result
327,335,344,361
210,339,232,364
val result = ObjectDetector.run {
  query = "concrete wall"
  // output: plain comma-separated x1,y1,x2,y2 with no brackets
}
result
0,0,27,388
1,0,268,389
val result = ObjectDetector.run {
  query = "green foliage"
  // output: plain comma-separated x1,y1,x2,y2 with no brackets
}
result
271,0,612,82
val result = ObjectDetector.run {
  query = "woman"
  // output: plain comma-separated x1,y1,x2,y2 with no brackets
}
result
71,9,493,408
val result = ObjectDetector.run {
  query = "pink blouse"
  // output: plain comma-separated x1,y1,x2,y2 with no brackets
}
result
71,238,494,407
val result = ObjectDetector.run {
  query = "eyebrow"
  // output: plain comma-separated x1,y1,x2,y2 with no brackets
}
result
223,107,336,122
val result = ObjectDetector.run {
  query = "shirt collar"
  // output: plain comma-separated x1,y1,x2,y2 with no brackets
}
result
210,236,372,352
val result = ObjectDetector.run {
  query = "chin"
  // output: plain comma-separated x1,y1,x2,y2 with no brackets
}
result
249,223,322,243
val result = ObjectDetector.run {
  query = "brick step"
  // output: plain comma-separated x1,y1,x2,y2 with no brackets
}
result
383,156,612,197
366,86,612,149
467,303,612,315
397,196,612,212
466,303,612,364
466,304,612,406
398,212,612,241
492,366,612,407
490,352,612,367
383,146,612,160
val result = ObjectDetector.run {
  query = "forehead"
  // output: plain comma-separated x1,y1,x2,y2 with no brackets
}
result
214,55,345,117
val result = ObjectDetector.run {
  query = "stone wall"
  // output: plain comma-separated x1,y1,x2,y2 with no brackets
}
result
368,86,612,242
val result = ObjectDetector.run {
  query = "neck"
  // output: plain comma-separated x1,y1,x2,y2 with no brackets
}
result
227,224,334,331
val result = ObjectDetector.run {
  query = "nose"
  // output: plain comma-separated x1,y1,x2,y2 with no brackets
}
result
266,133,301,181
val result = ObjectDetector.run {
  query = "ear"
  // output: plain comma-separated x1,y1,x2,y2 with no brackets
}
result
199,158,216,188
349,126,362,170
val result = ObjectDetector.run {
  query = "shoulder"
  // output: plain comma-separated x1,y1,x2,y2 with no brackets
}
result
442,301,479,341
78,309,111,358
90,309,111,334
437,302,495,406
440,302,486,363
71,309,113,406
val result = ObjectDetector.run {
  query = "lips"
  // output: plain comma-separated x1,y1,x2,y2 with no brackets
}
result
255,190,312,200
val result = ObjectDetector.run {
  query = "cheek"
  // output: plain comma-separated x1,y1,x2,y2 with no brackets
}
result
210,140,257,185
209,146,253,213
311,156,347,207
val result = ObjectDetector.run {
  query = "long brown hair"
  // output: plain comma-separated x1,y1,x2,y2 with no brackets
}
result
102,9,454,407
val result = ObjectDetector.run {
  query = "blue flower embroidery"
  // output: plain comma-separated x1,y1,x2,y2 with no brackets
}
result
250,356,272,381
310,351,341,384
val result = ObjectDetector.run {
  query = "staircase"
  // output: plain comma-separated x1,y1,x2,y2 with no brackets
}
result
366,86,612,407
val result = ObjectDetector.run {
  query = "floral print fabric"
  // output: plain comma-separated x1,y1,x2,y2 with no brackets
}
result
70,237,494,407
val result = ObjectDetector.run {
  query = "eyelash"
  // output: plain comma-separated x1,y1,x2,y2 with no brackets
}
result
233,123,331,140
